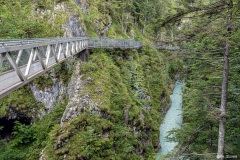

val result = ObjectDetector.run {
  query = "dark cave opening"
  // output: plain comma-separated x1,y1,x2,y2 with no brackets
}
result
0,117,31,140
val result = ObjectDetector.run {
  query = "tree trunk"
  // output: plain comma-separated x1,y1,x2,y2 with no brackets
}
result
121,0,125,32
217,1,233,159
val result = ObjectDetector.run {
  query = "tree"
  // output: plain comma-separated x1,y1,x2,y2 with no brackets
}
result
217,1,233,159
157,0,239,159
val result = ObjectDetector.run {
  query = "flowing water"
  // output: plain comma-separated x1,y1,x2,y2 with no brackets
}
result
157,81,184,159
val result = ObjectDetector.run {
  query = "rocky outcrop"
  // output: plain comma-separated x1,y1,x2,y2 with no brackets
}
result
31,0,87,118
60,61,100,126
74,0,88,14
30,71,67,118
64,17,86,37
95,16,113,36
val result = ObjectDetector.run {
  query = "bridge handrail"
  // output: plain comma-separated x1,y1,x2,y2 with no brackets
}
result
155,45,180,50
88,37,142,49
0,37,182,99
0,37,88,53
0,37,142,52
0,37,91,99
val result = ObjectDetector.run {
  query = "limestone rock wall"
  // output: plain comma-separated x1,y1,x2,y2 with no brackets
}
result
60,61,100,126
30,71,67,118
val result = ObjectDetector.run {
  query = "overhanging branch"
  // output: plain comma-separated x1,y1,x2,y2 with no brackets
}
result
160,1,228,27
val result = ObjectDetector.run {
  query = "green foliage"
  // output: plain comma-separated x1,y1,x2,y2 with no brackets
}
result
32,61,74,90
168,58,184,79
164,2,240,158
0,0,185,159
169,37,223,157
54,61,75,85
0,143,27,160
26,101,67,159
46,114,133,160
81,0,176,40
11,121,37,147
0,100,67,160
33,73,54,90
0,0,68,39
0,86,43,118
43,47,175,159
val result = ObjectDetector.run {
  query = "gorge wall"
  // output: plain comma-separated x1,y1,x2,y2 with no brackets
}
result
0,0,183,159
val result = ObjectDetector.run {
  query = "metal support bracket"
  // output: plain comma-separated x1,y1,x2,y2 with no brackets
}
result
57,43,63,61
0,54,6,67
64,42,69,58
5,52,25,81
35,47,46,70
51,45,59,63
45,45,51,67
16,50,23,65
25,48,35,77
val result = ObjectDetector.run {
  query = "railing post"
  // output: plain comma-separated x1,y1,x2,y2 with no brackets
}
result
76,41,79,52
45,45,51,67
16,50,23,65
0,54,5,67
79,41,82,51
71,42,75,55
51,44,59,63
24,48,35,77
57,43,63,61
75,41,78,53
35,47,46,70
64,42,69,58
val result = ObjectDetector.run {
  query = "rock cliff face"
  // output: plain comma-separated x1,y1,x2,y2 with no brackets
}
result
74,0,88,14
30,71,67,118
30,0,88,118
31,0,116,119
60,61,100,126
64,17,86,37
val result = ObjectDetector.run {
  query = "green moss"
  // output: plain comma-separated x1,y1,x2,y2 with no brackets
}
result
0,99,68,160
0,0,69,39
0,45,181,159
54,61,75,86
33,72,54,90
42,46,175,159
0,0,185,159
0,86,44,118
